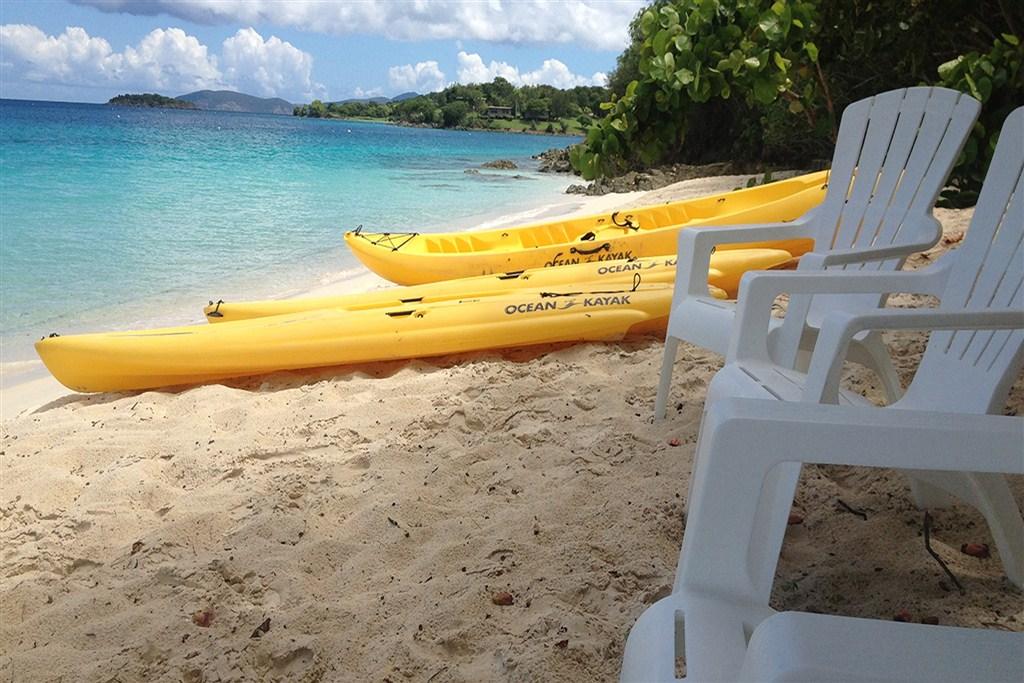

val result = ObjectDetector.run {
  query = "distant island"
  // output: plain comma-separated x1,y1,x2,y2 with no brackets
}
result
107,93,196,109
106,90,294,115
177,90,293,115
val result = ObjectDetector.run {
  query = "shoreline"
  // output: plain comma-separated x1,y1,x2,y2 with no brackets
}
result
300,114,587,137
0,178,631,419
0,172,771,420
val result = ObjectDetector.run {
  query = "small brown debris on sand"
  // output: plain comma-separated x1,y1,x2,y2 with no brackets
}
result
191,610,213,627
960,543,991,558
250,617,271,638
491,591,514,606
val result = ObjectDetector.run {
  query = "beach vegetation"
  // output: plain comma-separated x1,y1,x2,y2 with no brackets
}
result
293,80,607,135
571,0,1023,206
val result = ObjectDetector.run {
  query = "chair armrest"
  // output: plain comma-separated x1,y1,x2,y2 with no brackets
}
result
800,215,942,269
802,308,1024,403
801,244,921,268
706,399,1024,474
673,219,812,302
727,267,950,363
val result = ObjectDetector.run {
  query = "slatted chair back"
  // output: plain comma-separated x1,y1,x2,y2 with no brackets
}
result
904,106,1024,414
778,87,982,359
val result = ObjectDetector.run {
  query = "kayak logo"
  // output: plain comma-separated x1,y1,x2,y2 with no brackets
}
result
504,301,559,314
503,295,631,316
596,257,675,276
544,248,636,267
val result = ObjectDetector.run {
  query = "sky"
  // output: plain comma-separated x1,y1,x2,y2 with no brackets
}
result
0,0,645,104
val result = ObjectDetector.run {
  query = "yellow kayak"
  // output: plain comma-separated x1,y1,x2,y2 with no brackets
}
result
203,248,795,323
38,284,674,393
344,171,828,285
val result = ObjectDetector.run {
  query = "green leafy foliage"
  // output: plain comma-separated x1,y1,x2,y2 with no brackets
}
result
573,0,1023,201
936,35,1023,206
571,0,823,179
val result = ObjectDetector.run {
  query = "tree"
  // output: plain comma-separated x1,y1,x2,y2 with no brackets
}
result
549,90,574,119
482,77,516,105
571,0,1022,191
441,101,471,127
309,99,327,118
571,1,822,179
523,97,550,121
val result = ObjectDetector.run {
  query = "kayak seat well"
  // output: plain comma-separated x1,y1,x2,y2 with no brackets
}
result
520,224,572,248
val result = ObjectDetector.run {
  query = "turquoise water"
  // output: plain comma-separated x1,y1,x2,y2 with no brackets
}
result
0,99,578,361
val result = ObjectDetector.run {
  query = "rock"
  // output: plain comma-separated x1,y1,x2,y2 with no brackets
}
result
533,147,574,173
482,159,518,170
562,161,818,197
464,169,480,175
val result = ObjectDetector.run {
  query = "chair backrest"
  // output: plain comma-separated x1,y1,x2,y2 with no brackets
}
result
903,107,1024,414
813,87,981,256
778,88,982,357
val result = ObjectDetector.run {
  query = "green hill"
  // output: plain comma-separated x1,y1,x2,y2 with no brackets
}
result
178,90,293,115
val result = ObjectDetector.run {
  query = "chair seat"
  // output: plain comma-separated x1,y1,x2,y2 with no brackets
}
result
708,361,872,407
668,296,778,358
738,611,1024,682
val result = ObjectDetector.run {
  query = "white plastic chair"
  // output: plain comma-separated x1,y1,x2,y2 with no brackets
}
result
621,110,1024,681
655,87,981,419
704,106,1024,590
620,398,1024,682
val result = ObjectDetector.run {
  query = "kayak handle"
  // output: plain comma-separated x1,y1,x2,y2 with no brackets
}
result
570,243,611,256
611,212,638,230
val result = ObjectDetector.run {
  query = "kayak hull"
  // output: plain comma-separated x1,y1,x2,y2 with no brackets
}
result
204,249,795,322
344,171,827,285
39,285,675,393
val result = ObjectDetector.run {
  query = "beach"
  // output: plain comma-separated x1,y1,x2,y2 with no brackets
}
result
1,174,1021,681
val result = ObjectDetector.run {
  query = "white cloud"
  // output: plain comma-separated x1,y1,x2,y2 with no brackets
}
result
72,0,643,51
352,86,384,99
0,24,321,101
455,52,607,89
120,27,221,91
221,28,323,99
0,24,219,92
388,61,447,93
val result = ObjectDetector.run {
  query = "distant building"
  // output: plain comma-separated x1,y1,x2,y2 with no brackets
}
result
485,106,514,119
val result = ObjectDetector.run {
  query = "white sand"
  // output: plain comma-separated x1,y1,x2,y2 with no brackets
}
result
1,183,1021,681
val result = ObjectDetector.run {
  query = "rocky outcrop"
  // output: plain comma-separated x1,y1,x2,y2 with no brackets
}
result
533,147,574,173
482,159,518,169
564,161,825,196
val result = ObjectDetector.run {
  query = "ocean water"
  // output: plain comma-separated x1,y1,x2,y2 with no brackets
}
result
0,99,579,361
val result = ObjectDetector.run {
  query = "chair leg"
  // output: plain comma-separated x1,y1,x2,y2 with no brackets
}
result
912,470,1024,589
655,336,680,421
847,332,903,403
848,334,954,510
